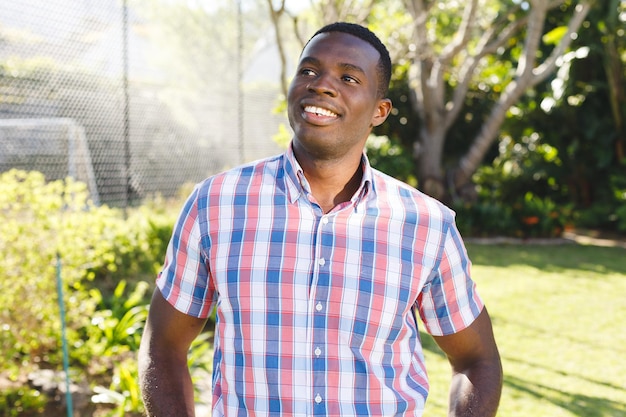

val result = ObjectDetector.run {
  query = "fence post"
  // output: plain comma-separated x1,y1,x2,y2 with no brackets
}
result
56,253,74,417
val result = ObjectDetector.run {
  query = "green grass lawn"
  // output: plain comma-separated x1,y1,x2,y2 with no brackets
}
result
421,243,626,417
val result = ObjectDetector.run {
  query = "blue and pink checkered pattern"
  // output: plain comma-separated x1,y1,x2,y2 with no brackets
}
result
157,145,484,417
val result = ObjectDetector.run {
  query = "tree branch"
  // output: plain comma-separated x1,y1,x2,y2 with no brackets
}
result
444,11,528,130
265,0,289,97
440,0,479,62
531,1,593,86
455,0,593,189
516,0,549,79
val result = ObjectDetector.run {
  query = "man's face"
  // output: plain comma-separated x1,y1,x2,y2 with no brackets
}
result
287,31,390,161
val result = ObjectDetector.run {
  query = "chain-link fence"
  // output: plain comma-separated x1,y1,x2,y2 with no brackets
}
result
0,0,286,207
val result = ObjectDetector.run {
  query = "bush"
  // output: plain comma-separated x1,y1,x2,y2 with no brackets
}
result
0,170,194,415
510,192,571,238
366,134,418,187
453,201,515,237
454,193,571,238
0,169,126,370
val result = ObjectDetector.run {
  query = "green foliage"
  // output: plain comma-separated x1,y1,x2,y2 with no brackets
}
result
497,0,626,234
0,170,182,415
510,192,570,238
0,169,124,370
543,26,569,45
454,193,570,239
453,201,514,238
366,134,417,187
72,280,149,372
96,198,176,290
454,133,573,238
573,171,626,232
0,387,47,417
616,205,626,233
474,133,567,203
92,358,145,417
272,122,292,149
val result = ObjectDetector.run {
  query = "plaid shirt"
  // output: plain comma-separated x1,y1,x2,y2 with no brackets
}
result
157,145,484,417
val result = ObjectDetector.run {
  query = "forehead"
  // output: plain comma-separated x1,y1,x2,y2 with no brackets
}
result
300,32,380,73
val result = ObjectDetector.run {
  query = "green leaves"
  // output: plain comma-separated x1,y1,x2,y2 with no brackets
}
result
543,26,569,45
0,170,182,415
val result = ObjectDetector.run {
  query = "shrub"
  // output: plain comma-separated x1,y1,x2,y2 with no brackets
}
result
453,201,515,238
0,170,211,415
510,192,571,238
366,134,418,187
454,193,571,238
0,169,126,369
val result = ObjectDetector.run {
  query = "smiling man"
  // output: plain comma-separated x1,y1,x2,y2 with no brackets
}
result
139,22,502,417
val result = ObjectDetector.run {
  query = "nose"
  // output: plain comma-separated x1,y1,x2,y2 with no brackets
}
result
307,74,337,97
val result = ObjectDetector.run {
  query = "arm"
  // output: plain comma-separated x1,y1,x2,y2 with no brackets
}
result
138,289,208,417
432,308,503,417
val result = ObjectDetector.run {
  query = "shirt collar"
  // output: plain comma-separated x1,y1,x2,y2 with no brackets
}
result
283,143,376,209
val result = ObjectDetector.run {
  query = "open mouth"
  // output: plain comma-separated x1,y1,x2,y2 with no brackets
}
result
304,105,339,119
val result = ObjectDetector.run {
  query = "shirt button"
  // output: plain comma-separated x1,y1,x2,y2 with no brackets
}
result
315,302,323,312
318,258,326,266
314,347,322,356
315,394,323,404
321,216,329,225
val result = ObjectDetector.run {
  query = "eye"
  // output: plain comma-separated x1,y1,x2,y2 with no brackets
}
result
342,74,359,84
300,68,316,77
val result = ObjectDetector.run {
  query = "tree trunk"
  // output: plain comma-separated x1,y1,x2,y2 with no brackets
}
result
454,81,527,190
416,125,447,200
603,0,625,162
452,0,591,194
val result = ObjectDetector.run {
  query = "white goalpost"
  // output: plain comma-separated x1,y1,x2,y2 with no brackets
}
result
0,118,100,205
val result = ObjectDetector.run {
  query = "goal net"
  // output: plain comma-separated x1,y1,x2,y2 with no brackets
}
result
0,118,100,205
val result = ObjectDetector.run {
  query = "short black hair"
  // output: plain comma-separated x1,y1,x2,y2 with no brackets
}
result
308,22,392,98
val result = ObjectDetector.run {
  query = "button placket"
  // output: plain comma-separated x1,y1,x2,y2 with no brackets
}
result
311,213,332,413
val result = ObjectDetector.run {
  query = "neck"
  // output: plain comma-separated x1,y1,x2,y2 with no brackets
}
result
298,155,364,214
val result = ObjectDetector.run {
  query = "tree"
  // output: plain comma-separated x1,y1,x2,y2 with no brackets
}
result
496,0,626,229
600,0,625,163
404,0,593,200
265,0,377,97
266,0,593,202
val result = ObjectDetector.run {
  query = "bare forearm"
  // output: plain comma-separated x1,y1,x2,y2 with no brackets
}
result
139,353,196,417
448,360,503,417
138,289,208,416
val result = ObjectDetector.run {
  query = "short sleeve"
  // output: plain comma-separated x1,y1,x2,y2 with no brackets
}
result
417,219,484,336
156,185,215,318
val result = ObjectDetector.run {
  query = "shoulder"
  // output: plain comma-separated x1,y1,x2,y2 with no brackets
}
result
174,153,285,219
196,153,284,194
370,168,456,225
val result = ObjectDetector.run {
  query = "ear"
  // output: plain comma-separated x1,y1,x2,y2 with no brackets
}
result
371,98,392,127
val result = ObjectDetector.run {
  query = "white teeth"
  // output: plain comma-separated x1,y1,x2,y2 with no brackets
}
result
304,105,338,118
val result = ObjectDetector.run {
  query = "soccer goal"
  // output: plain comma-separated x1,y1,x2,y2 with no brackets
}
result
0,118,100,205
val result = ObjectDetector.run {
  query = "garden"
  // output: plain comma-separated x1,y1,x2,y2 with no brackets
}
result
1,0,625,415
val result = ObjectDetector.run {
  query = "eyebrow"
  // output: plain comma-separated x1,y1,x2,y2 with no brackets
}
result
299,56,366,76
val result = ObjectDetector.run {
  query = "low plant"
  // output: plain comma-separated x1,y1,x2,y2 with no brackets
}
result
0,169,125,373
0,387,47,417
453,201,515,237
454,193,571,238
0,170,179,415
510,192,571,238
